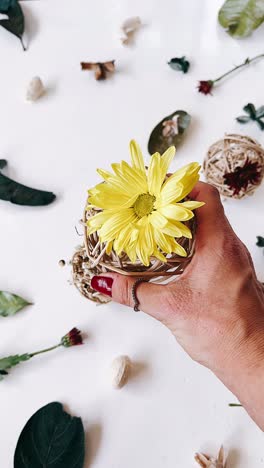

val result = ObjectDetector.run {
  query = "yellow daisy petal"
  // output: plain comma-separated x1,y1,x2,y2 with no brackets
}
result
147,152,162,196
153,249,167,262
158,204,194,221
178,201,205,210
130,140,145,173
160,146,175,181
149,211,168,229
106,241,113,255
161,221,183,238
99,209,137,242
97,168,113,181
154,230,172,253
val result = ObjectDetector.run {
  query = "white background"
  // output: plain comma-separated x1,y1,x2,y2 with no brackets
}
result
0,0,264,466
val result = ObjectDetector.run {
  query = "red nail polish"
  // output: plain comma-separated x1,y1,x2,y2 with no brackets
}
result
91,276,113,297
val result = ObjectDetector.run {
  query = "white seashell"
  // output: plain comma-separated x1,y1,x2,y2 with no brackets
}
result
26,76,45,102
120,16,141,45
111,355,131,388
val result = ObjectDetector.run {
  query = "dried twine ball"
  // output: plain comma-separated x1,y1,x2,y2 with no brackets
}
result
203,134,264,199
72,202,196,304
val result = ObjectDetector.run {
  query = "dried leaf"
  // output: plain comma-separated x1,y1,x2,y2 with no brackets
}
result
0,160,56,206
0,0,25,50
81,60,115,80
256,236,264,247
0,291,32,317
168,56,190,73
0,354,30,380
148,110,191,155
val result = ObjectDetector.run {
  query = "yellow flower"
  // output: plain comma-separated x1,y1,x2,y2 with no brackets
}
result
87,140,204,266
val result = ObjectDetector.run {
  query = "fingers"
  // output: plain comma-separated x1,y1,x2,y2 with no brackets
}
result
91,273,187,322
189,182,230,250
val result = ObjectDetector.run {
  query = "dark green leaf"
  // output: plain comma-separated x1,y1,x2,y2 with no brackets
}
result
257,119,264,130
14,402,85,468
236,116,250,123
256,236,264,247
0,354,30,380
168,56,190,74
0,161,56,206
256,105,264,118
0,159,7,169
148,110,191,155
218,0,264,38
243,103,256,118
0,0,25,50
0,291,32,317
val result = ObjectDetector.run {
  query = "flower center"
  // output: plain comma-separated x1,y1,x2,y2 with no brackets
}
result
133,193,156,218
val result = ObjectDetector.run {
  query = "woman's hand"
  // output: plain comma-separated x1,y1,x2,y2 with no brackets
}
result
91,182,264,429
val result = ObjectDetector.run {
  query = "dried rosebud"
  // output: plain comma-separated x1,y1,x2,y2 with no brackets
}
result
197,80,214,95
61,328,83,347
224,158,262,195
162,115,179,138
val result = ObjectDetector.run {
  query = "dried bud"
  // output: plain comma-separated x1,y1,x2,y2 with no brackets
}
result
81,61,115,80
197,80,214,95
26,76,45,101
61,328,83,347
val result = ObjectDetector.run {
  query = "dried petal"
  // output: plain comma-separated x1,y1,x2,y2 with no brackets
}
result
81,61,115,80
26,76,45,102
120,16,141,45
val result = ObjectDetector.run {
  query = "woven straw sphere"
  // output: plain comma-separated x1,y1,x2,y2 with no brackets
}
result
204,134,264,199
72,206,196,304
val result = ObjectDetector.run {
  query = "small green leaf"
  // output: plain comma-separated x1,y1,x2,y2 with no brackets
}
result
0,159,7,169
243,103,256,119
168,56,190,74
257,119,264,130
0,354,30,379
256,236,264,247
148,110,191,155
0,0,25,50
236,116,250,123
218,0,264,38
14,402,85,468
0,160,56,206
0,291,32,317
256,105,264,118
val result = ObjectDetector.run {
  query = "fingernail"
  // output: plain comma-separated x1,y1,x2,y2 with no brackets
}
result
91,276,113,297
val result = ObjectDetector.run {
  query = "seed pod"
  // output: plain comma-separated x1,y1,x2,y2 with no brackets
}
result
26,77,45,101
120,16,142,45
111,355,131,388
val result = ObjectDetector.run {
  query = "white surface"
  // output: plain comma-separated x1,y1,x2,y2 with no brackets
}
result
0,1,264,466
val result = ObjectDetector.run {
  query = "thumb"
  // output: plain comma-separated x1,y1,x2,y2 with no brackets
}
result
91,273,187,322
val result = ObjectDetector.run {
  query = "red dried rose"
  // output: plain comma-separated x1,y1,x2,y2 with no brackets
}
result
197,80,214,95
61,328,83,347
224,158,262,195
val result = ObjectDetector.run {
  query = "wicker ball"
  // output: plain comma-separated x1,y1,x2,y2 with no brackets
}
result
204,134,264,199
72,206,196,304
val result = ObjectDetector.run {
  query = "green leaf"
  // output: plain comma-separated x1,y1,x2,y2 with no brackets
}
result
236,115,250,123
0,159,7,169
14,402,85,468
243,103,256,118
256,236,264,247
0,354,30,380
168,56,190,74
218,0,264,38
0,161,56,206
0,0,25,50
0,291,32,317
256,105,264,118
256,118,264,130
148,110,191,155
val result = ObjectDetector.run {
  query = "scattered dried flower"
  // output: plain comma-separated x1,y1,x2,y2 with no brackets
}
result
26,77,45,101
236,103,264,130
195,446,225,468
198,80,214,95
223,157,262,196
61,328,83,347
162,115,179,138
81,61,115,80
120,16,141,45
198,53,264,96
58,259,66,267
0,327,84,380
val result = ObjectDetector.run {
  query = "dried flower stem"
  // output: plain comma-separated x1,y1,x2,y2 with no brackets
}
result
213,54,264,84
29,344,61,358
